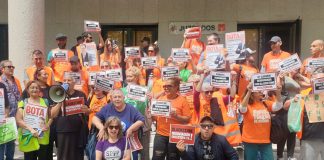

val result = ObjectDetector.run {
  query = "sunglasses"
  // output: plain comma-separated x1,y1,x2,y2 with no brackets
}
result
108,125,119,130
200,124,214,130
163,85,174,88
4,66,15,69
204,91,213,95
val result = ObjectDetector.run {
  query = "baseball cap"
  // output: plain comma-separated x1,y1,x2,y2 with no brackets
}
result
200,116,215,124
56,33,67,40
269,36,281,43
69,56,80,63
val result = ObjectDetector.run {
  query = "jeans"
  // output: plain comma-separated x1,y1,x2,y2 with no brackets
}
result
277,132,296,158
152,134,180,160
300,139,324,160
0,140,15,160
243,142,274,160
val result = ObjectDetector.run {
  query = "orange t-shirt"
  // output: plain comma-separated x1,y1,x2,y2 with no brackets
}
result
151,78,164,96
88,95,110,128
261,51,291,73
48,49,74,82
232,64,259,98
99,53,121,68
183,39,205,70
300,55,324,78
67,69,89,97
242,100,273,143
25,66,54,86
156,95,191,136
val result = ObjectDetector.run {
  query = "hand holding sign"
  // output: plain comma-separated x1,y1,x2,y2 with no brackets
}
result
84,20,101,32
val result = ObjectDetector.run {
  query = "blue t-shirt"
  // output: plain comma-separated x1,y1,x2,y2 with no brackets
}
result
96,103,145,134
96,137,129,160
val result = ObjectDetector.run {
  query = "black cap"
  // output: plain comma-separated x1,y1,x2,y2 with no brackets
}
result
200,116,215,124
56,33,67,40
69,56,80,63
141,37,150,43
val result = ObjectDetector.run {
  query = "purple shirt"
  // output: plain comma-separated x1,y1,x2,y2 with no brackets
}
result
96,137,128,160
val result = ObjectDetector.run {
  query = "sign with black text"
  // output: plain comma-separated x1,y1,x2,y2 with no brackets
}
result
141,56,157,68
171,48,190,62
94,76,114,92
23,103,48,136
150,100,171,117
162,66,179,80
252,73,277,91
106,69,123,82
179,82,194,96
210,72,231,88
313,77,324,94
127,85,148,102
278,54,302,73
64,72,81,85
88,71,106,85
125,46,140,58
169,124,195,145
53,49,68,62
84,20,100,32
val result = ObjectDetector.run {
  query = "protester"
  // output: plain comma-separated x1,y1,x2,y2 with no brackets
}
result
99,38,121,68
176,116,239,160
24,50,55,86
140,37,150,57
71,36,84,56
300,39,324,78
95,116,131,160
181,29,205,68
47,33,74,82
67,55,89,97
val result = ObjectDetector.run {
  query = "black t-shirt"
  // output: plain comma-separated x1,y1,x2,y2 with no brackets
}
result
0,82,9,108
302,109,324,140
56,90,88,133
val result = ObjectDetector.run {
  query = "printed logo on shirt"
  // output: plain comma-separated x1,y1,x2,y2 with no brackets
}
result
121,121,126,132
191,45,203,54
104,146,121,160
269,59,282,71
252,109,270,123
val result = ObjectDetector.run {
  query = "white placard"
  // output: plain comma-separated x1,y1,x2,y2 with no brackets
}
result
79,42,98,67
106,69,123,82
64,72,81,85
88,71,106,85
225,31,246,60
141,56,157,69
171,48,190,62
278,54,302,73
162,66,179,80
251,73,277,91
84,20,100,32
23,103,48,137
307,58,324,73
179,82,194,96
52,49,68,62
210,72,231,88
0,89,5,123
150,100,171,117
127,85,148,102
94,76,114,92
204,44,225,70
313,77,324,94
125,46,141,58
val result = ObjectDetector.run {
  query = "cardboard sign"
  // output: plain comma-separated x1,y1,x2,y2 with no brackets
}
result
106,69,123,82
305,93,324,123
84,20,100,32
0,89,5,123
204,44,225,70
251,73,277,91
53,50,68,62
150,100,171,117
185,27,202,39
127,84,148,102
64,97,84,116
210,72,231,88
278,54,302,73
88,71,106,85
225,31,246,60
313,77,324,94
169,124,195,145
125,46,140,58
171,48,190,62
94,76,114,92
162,66,179,80
64,72,81,85
128,131,143,152
179,82,194,96
141,56,157,69
23,103,48,135
79,42,99,67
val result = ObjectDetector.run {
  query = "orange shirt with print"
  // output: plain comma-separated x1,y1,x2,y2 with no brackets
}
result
300,55,324,78
99,53,121,68
242,100,273,143
67,69,89,97
232,64,259,98
183,39,205,70
49,49,74,82
88,95,110,128
261,51,290,73
25,66,54,86
156,95,191,137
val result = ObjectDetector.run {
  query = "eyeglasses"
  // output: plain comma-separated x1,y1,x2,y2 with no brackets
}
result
200,124,214,130
204,91,213,95
108,126,119,130
4,66,15,69
163,85,174,89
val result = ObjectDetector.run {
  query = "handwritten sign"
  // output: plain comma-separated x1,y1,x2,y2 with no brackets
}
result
64,97,84,116
106,69,123,82
305,93,324,123
127,85,148,102
141,56,157,69
204,44,225,70
171,48,190,62
162,66,179,80
169,124,195,145
179,82,194,96
251,73,277,91
94,76,114,92
278,54,302,73
210,72,231,88
225,31,246,60
84,20,100,32
125,46,140,58
150,100,171,117
313,77,324,94
185,27,202,39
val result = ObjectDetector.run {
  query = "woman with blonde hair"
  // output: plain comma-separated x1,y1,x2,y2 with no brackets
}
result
95,116,130,160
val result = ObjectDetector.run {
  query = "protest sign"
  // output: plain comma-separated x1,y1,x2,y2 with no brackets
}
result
171,48,190,62
179,82,194,96
23,103,48,136
184,27,202,39
94,76,114,92
106,69,123,82
128,131,143,152
0,117,18,145
305,93,324,123
141,56,157,69
150,100,171,117
0,89,5,123
84,20,100,32
204,44,225,70
225,31,246,60
64,72,81,85
162,66,179,80
127,85,148,102
278,54,302,73
210,72,231,88
169,124,195,145
313,77,324,94
64,97,84,116
52,49,68,62
125,46,140,58
79,42,99,67
251,73,277,91
88,71,106,85
306,58,324,73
